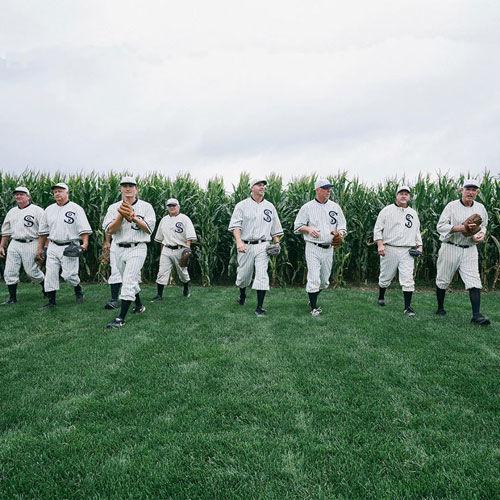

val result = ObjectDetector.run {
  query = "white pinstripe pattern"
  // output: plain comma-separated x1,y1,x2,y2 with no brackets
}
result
156,247,190,285
115,244,147,301
378,246,415,291
107,239,122,285
235,242,270,290
44,242,81,292
304,242,333,293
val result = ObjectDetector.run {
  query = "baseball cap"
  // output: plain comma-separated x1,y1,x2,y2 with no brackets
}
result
166,198,179,206
51,182,69,191
397,185,411,194
250,178,267,187
13,186,30,195
120,176,137,185
462,179,480,189
315,179,333,189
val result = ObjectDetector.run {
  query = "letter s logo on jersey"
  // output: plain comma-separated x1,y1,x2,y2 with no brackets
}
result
64,212,75,224
131,215,145,231
174,222,184,233
405,214,413,228
24,215,35,227
329,211,338,225
263,209,272,223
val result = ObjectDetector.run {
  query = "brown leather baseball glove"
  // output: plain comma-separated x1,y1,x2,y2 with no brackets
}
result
179,247,191,267
331,231,343,248
462,213,482,237
118,201,135,222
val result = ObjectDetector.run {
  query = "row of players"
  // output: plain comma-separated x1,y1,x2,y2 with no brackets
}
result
0,176,491,327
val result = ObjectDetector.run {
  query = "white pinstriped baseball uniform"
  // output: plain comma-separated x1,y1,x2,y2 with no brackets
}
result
228,197,283,290
294,199,347,293
103,199,156,301
108,238,122,285
38,202,92,292
436,200,488,290
1,203,45,285
373,204,422,292
155,213,196,286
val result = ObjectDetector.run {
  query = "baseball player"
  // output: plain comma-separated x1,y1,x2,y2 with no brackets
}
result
435,179,490,325
37,182,92,307
293,179,347,316
151,198,196,301
228,178,283,316
102,176,156,329
102,232,122,310
0,186,45,304
373,185,423,317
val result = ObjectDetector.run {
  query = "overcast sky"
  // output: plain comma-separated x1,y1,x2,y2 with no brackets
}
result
1,0,499,188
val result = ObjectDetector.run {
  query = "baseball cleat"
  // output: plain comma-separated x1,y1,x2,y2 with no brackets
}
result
150,295,163,302
133,305,146,314
471,314,491,326
255,307,267,317
106,317,125,329
104,300,120,309
1,298,17,305
435,309,446,316
404,307,416,317
378,299,386,306
310,308,322,317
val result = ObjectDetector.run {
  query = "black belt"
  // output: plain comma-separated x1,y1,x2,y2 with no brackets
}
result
166,245,180,250
51,241,73,246
118,242,142,248
445,241,471,249
242,239,267,245
310,242,331,249
13,239,34,243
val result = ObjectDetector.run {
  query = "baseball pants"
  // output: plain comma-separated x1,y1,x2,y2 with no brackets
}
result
378,245,415,292
435,243,482,290
235,242,270,290
305,242,334,293
156,247,190,285
116,243,147,301
3,240,44,285
44,242,80,292
107,245,122,285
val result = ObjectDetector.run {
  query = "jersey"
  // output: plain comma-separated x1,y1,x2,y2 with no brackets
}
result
437,200,488,246
228,197,283,241
1,203,44,240
39,201,92,241
373,204,422,247
294,199,347,245
155,213,197,247
102,199,156,243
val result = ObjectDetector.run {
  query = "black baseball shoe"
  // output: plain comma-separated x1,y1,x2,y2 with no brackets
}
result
133,305,146,314
75,292,84,304
255,307,267,317
378,299,386,307
436,309,446,316
471,314,491,326
150,295,163,303
1,298,17,305
106,317,125,329
310,308,322,317
104,300,120,310
183,284,190,298
404,307,416,318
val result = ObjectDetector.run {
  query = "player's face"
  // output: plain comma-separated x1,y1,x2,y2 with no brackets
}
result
167,204,180,216
396,191,410,207
316,186,331,203
251,182,266,197
120,183,138,198
14,192,30,208
52,188,69,204
461,187,478,204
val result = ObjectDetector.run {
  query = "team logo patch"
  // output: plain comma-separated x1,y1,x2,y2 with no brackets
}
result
64,211,75,224
405,214,413,228
263,209,272,222
131,215,145,231
329,211,338,225
174,222,184,233
24,215,35,227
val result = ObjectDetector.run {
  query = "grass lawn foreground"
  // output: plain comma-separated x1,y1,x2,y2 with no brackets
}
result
1,285,499,498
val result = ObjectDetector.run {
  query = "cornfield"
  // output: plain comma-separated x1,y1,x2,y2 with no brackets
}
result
1,170,499,289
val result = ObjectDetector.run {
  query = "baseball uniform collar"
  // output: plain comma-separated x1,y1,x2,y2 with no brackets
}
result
19,202,32,210
460,199,474,207
250,195,264,204
314,197,328,204
132,198,138,206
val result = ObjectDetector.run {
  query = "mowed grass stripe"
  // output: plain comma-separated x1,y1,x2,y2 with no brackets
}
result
0,286,498,498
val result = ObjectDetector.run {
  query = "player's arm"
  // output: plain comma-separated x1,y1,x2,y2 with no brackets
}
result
472,207,489,243
103,231,112,251
105,213,123,235
373,210,386,255
37,235,48,258
0,235,10,258
80,232,90,251
232,228,246,253
131,215,151,234
294,206,319,238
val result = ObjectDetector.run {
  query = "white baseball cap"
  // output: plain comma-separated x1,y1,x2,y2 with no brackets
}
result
397,185,411,194
250,178,267,187
462,179,480,189
166,198,179,206
120,176,137,185
315,178,333,189
51,182,69,191
13,186,30,195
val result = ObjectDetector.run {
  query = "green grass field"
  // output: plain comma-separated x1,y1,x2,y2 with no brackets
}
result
1,285,499,498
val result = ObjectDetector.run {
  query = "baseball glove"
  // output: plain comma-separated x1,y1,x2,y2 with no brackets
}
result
462,213,482,237
63,242,83,258
99,245,110,265
409,247,423,258
118,201,135,222
179,247,191,267
266,242,281,256
331,231,343,248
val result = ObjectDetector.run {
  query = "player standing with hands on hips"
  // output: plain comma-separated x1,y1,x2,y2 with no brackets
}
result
435,179,490,325
294,179,347,316
103,176,156,329
373,185,423,316
0,186,45,304
229,178,283,316
37,182,92,307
